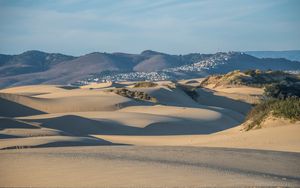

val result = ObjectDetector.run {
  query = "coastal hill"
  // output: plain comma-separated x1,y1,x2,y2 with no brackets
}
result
1,50,299,88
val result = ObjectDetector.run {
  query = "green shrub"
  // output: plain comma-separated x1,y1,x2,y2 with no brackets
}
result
133,81,158,88
264,82,300,99
272,97,300,120
59,85,79,90
107,88,157,103
245,97,300,130
201,69,299,88
176,84,198,101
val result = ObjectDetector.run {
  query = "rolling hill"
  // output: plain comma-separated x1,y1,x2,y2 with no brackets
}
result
0,50,299,88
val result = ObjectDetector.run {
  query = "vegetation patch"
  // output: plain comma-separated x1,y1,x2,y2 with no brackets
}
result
245,97,300,130
185,80,200,84
107,88,157,103
244,73,300,130
200,70,300,88
264,82,300,99
58,85,79,90
133,81,158,88
176,84,199,101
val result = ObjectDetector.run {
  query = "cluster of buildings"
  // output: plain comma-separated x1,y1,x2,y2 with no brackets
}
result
77,71,172,84
165,52,233,73
75,52,238,85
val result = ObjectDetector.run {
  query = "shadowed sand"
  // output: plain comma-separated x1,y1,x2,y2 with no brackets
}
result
0,97,45,117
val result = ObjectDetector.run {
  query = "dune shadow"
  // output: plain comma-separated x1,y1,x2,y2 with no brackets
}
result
0,139,127,150
0,134,23,139
145,87,200,108
195,87,252,116
0,117,39,130
35,115,141,136
0,96,45,117
31,114,241,136
58,85,80,90
143,87,247,125
36,138,119,148
143,119,240,135
141,87,249,120
116,99,154,109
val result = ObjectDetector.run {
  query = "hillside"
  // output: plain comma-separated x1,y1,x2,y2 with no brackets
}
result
0,50,75,77
0,50,299,88
199,70,300,131
200,70,300,88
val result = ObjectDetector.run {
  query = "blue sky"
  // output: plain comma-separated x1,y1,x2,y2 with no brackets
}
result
0,0,299,55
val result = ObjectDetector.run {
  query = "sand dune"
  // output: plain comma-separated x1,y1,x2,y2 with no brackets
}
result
80,81,114,89
95,124,300,153
0,90,143,114
130,85,200,107
18,111,177,128
0,128,66,138
0,81,300,152
201,85,263,104
0,81,299,187
80,81,127,89
15,104,242,135
196,87,252,115
0,85,66,96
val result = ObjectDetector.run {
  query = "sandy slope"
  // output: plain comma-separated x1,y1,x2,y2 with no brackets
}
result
95,124,300,153
0,89,142,113
0,85,66,96
129,85,200,107
200,84,263,105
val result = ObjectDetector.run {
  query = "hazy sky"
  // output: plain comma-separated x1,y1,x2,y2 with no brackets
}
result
0,0,299,55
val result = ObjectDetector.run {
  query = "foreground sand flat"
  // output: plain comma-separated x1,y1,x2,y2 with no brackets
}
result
1,146,300,187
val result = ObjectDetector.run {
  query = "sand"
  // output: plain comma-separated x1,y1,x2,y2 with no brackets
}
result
0,83,298,151
95,124,300,152
1,146,299,187
0,82,299,187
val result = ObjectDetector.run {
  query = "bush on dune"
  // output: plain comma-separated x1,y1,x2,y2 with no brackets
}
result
107,88,157,103
245,81,300,130
200,69,300,88
133,81,158,88
176,83,199,101
264,82,300,99
245,97,300,130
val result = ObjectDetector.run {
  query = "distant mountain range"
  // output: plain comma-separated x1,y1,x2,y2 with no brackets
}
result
0,50,299,88
245,50,300,61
